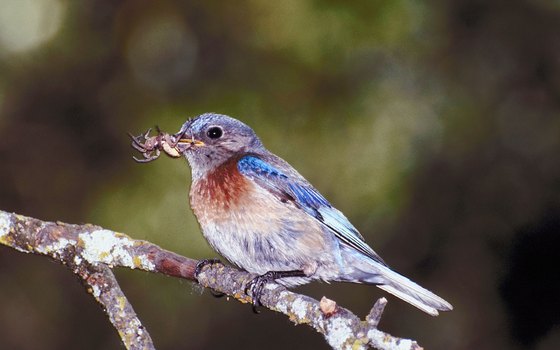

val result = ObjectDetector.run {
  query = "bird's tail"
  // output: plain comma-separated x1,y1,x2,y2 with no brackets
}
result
369,264,453,316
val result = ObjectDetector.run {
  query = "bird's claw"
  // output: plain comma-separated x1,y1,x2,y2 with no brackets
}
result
194,258,223,280
244,270,307,313
245,272,276,313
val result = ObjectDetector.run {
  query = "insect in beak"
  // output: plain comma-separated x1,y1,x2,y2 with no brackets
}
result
129,128,197,163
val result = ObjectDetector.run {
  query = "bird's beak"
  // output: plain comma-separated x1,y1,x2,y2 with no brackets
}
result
176,137,205,147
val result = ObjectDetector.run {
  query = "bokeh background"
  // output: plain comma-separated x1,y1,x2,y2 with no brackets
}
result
1,0,560,349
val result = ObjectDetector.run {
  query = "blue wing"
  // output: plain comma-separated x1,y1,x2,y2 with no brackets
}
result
237,155,387,266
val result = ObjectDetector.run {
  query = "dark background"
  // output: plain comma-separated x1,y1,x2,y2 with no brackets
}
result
1,1,560,349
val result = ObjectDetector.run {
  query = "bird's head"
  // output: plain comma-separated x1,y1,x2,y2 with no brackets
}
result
175,113,264,178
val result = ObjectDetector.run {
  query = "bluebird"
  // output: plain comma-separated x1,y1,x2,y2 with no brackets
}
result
174,113,452,316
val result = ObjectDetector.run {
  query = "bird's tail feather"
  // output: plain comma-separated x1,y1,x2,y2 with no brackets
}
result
369,265,453,316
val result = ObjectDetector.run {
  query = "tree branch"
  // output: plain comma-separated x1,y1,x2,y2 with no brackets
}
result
0,210,423,350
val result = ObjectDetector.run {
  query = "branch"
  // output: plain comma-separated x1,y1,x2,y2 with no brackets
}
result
0,210,422,350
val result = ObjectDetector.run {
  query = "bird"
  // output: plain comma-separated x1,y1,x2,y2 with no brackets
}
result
173,113,453,316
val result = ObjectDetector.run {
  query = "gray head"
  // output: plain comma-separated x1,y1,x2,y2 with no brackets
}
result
176,113,265,178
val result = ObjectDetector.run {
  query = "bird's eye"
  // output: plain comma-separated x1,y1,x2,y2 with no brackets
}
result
206,126,223,139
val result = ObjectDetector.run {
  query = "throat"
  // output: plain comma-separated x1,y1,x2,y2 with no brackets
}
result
191,157,250,209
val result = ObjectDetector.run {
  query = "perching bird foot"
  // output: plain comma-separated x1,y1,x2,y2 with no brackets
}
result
195,259,226,298
194,258,223,279
245,270,306,313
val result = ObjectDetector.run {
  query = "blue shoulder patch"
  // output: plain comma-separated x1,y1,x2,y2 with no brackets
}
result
237,155,287,179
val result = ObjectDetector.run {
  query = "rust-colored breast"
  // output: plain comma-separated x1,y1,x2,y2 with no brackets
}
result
190,158,250,216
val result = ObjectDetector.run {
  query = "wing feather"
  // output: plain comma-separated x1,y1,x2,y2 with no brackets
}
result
237,155,386,266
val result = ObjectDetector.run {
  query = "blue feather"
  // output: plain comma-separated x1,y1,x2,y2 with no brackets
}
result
237,155,387,266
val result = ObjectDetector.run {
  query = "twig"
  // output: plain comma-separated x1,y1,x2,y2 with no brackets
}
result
0,210,422,350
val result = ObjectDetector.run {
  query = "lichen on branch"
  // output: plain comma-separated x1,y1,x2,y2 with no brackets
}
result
0,210,422,350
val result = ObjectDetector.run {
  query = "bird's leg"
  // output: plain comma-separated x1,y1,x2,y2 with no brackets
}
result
245,270,307,313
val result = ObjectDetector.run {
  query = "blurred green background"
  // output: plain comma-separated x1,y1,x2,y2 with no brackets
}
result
1,0,560,349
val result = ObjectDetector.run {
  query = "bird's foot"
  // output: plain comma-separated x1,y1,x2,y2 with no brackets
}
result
245,270,306,313
245,272,273,313
194,258,223,280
